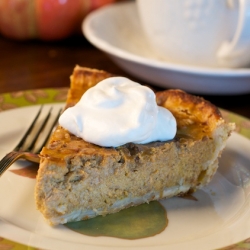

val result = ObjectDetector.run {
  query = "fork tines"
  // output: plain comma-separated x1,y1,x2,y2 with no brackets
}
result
14,105,61,154
0,106,62,177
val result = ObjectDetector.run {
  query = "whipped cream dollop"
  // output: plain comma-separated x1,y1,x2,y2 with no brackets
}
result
59,77,176,147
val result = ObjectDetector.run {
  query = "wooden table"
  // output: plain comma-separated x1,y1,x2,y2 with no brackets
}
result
0,35,250,119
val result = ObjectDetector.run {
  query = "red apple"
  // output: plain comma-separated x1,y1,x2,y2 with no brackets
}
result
0,0,36,40
36,0,83,40
0,0,116,40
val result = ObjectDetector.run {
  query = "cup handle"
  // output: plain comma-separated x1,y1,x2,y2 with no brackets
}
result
217,0,250,62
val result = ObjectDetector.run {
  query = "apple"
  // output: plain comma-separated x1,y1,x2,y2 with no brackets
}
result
36,0,84,40
0,0,37,39
0,0,116,40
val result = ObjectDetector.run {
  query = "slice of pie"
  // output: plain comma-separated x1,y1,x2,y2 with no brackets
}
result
35,65,235,225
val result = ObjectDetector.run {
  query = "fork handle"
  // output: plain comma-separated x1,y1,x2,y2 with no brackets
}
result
0,152,40,177
22,152,40,164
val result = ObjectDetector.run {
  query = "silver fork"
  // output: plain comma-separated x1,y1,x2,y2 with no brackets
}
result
0,106,61,177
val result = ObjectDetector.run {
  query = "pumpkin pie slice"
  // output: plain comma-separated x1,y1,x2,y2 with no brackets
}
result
35,66,235,225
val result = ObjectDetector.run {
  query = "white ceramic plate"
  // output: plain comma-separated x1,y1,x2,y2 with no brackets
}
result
83,1,250,95
0,104,250,250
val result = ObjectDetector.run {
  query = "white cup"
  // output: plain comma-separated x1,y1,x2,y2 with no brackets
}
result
136,0,250,68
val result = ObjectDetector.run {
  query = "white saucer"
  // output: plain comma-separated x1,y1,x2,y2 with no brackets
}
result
83,1,250,95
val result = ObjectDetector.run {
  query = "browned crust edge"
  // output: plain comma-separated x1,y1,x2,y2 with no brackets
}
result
156,89,222,124
66,65,114,108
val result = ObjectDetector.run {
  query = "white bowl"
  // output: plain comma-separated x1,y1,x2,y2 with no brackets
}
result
83,1,250,95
